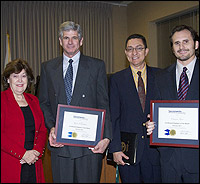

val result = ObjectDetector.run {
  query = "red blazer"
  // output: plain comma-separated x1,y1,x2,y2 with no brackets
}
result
1,88,47,183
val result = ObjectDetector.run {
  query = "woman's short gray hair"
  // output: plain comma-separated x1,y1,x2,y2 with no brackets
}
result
58,21,82,41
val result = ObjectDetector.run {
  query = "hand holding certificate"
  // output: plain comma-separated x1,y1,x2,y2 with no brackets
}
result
150,100,199,148
55,104,106,147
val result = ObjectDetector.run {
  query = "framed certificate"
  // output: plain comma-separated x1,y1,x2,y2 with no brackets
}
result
55,104,106,147
150,100,199,148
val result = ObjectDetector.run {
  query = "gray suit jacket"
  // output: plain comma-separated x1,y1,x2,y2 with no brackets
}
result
39,53,112,159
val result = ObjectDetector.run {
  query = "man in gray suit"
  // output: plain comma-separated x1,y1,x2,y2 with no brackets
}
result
39,21,112,183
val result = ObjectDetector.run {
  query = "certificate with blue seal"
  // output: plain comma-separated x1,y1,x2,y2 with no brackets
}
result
55,104,106,147
150,100,199,148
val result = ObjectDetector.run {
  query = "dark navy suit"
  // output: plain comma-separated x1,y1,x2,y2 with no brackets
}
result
154,59,199,183
108,65,161,183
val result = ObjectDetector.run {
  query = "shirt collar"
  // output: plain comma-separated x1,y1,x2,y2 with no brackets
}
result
63,51,80,64
130,63,146,76
176,56,196,74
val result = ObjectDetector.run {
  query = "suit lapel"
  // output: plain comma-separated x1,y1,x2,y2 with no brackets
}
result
25,94,39,130
125,67,143,111
53,57,68,104
166,63,178,99
145,66,155,110
186,59,199,100
125,67,137,94
6,88,25,128
71,55,90,105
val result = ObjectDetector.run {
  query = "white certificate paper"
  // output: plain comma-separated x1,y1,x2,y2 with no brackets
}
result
158,107,198,140
55,104,106,147
61,111,98,141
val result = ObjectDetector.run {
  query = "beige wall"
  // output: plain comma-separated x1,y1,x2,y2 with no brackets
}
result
112,5,128,73
127,1,199,67
112,1,199,72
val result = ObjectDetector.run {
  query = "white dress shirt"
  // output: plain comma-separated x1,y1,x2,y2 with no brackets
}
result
176,56,196,91
63,51,80,94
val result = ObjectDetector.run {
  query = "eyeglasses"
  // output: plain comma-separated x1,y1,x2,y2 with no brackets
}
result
126,47,145,53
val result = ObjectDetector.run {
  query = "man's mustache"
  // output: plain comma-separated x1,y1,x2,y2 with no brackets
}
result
178,49,189,53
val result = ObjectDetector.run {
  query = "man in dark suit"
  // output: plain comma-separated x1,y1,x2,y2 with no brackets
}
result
39,21,112,183
146,25,199,183
108,34,161,183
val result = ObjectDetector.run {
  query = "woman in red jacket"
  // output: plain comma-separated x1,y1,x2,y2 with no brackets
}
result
1,58,47,183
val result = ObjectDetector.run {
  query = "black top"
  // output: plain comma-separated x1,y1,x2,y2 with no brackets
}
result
21,105,35,150
20,105,36,183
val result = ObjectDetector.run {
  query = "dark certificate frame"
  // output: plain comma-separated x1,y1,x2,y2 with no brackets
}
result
150,100,199,148
55,104,106,147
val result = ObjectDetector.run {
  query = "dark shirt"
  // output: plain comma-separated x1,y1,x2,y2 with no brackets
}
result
20,105,36,183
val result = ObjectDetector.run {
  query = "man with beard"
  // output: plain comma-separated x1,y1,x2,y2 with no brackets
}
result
146,25,199,183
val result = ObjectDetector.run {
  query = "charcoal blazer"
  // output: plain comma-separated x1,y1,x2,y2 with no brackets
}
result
108,65,160,165
39,53,112,159
154,59,199,173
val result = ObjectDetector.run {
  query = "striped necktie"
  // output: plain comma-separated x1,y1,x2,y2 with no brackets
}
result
177,67,189,100
64,59,73,105
137,71,146,111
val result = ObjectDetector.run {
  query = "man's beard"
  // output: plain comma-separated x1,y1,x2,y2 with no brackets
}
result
177,55,191,61
175,49,195,61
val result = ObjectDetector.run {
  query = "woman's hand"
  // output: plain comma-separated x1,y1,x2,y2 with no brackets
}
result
21,150,39,165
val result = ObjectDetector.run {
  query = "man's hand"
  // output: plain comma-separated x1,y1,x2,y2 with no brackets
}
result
113,151,129,166
91,138,110,154
146,114,156,135
49,127,64,147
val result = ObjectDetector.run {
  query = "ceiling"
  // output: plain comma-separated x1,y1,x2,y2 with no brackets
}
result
87,1,133,6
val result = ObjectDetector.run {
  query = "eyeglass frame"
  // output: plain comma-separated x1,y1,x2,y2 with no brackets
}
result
125,46,145,53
